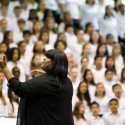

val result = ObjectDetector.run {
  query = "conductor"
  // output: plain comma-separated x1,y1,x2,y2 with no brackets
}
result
0,49,74,125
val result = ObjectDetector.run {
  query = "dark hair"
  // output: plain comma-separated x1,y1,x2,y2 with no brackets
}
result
104,6,114,19
46,49,68,89
33,20,42,34
83,69,95,86
89,31,99,44
112,84,121,90
43,9,53,22
105,69,114,76
106,34,114,40
73,102,86,121
85,22,93,33
90,101,99,109
18,19,25,24
7,47,20,61
14,6,21,10
105,56,116,74
64,23,74,31
1,4,8,9
54,40,66,49
94,55,102,62
96,43,108,57
109,98,118,105
8,88,19,112
77,81,91,107
23,30,31,36
28,9,38,21
120,68,125,83
18,41,25,48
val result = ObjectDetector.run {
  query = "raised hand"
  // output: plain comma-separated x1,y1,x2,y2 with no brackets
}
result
0,54,7,69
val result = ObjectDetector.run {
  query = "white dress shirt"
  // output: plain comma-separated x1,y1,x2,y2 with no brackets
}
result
73,116,88,125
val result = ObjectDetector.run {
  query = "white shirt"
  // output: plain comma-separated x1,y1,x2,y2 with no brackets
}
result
89,43,98,57
117,12,125,38
92,68,106,84
99,16,118,42
49,33,57,47
107,44,113,56
87,115,105,125
88,85,96,100
73,116,88,125
80,4,99,30
91,96,109,115
103,111,125,125
65,32,77,48
59,0,81,19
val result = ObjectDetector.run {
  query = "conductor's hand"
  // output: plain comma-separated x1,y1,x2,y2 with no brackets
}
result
0,54,7,69
31,69,46,77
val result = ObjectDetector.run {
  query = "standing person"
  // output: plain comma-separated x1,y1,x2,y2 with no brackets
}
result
0,49,74,125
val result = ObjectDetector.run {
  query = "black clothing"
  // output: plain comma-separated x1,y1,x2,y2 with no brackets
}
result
8,74,74,125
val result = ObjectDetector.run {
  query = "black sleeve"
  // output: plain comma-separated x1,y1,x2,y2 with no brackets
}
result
8,75,52,99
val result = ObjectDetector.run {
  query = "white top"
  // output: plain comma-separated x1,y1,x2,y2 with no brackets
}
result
117,12,125,38
88,85,96,100
28,2,38,10
59,0,81,19
92,68,106,84
103,111,125,125
103,79,115,98
7,61,26,82
0,98,11,117
99,16,118,42
65,32,77,48
107,44,113,56
87,115,105,125
80,4,99,30
73,116,88,125
91,96,109,115
44,0,58,11
117,82,125,97
49,33,57,47
89,43,98,58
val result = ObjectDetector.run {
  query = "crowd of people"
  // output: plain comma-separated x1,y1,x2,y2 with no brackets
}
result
0,0,125,124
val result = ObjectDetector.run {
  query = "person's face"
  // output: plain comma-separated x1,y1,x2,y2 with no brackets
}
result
0,43,7,53
0,20,7,30
41,33,49,43
56,42,65,51
1,6,8,16
91,31,99,42
18,23,26,31
105,71,113,81
8,32,13,41
21,1,28,9
77,30,84,41
79,104,85,115
106,6,113,16
14,8,21,17
113,86,122,98
39,3,46,11
99,45,106,56
87,0,94,5
47,19,55,30
95,57,102,68
91,104,99,115
58,34,66,42
70,68,78,79
81,58,88,69
19,42,26,54
41,57,52,71
11,91,18,100
113,47,121,56
86,24,93,33
47,10,53,17
107,35,114,45
106,58,114,68
12,49,19,62
109,101,119,113
79,82,87,94
24,34,31,43
66,53,73,65
66,27,74,34
35,41,44,53
0,72,5,85
32,55,41,66
96,84,105,95
86,71,93,82
34,22,41,32
65,13,72,21
83,45,90,55
120,6,125,13
30,10,37,20
12,67,20,79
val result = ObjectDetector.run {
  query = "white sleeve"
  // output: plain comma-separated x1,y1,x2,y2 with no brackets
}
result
59,0,66,4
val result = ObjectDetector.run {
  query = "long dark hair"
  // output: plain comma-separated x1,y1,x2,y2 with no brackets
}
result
83,69,96,86
105,56,116,74
77,81,91,107
46,49,68,89
96,43,108,57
